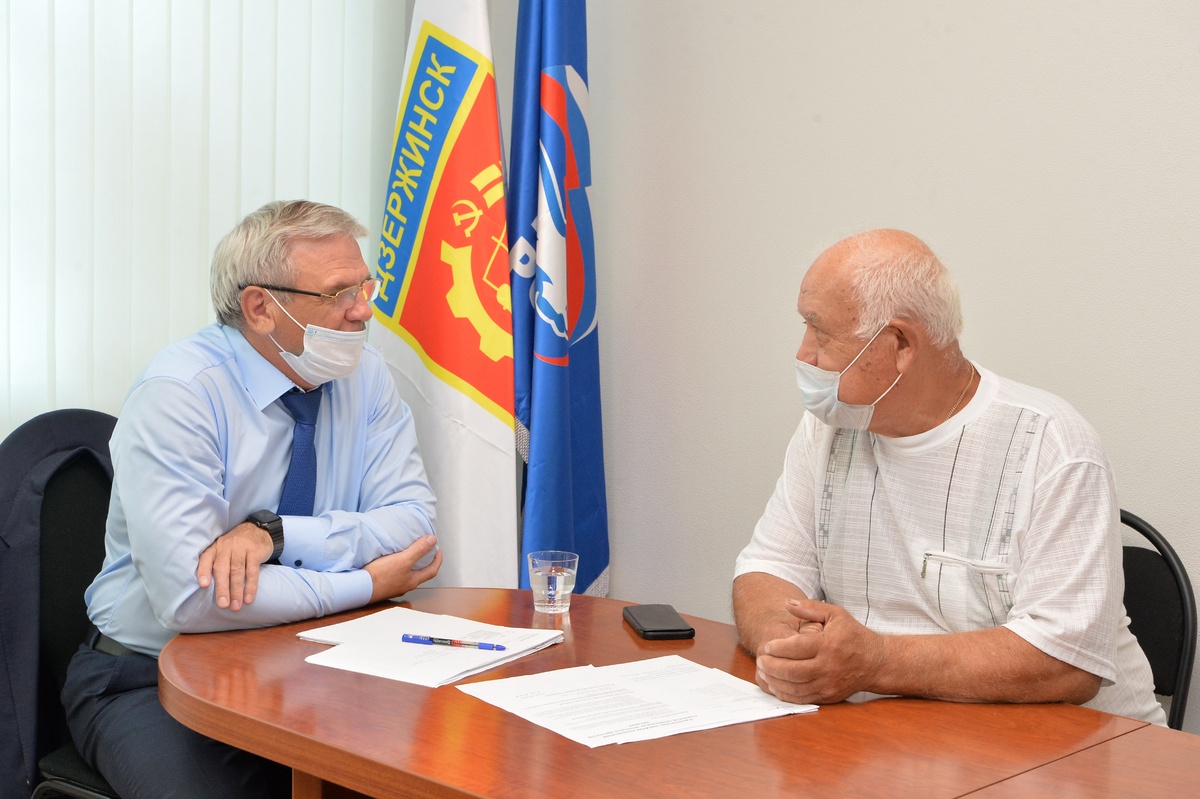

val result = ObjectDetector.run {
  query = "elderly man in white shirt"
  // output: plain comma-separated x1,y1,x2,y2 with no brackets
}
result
733,229,1164,724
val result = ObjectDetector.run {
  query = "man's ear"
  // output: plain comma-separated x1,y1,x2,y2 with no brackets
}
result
241,287,277,335
890,319,918,373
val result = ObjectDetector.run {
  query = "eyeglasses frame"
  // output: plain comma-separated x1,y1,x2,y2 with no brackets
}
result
241,277,382,310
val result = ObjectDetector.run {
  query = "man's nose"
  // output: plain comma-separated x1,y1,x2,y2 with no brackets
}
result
344,290,374,323
796,332,818,365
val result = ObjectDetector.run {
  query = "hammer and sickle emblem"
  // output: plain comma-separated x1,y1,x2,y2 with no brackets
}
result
451,200,484,238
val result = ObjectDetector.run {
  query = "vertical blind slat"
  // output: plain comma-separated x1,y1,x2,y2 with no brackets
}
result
342,0,373,229
169,0,212,337
0,0,12,429
54,0,97,411
208,0,243,251
365,0,406,246
130,1,172,375
309,0,343,207
275,0,312,203
240,0,277,210
92,0,134,414
9,1,54,422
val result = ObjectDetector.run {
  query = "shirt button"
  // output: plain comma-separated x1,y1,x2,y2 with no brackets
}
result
294,560,303,567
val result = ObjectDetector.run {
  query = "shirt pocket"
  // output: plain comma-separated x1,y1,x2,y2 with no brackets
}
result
920,551,1013,633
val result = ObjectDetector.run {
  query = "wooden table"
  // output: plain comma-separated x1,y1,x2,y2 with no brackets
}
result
970,722,1200,797
159,588,1150,799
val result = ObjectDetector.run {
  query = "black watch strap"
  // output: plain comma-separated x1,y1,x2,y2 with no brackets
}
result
247,509,285,561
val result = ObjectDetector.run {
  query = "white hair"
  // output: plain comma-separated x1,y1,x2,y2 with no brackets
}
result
845,231,963,348
210,200,368,328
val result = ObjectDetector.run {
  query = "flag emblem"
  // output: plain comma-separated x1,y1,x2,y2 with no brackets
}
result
511,66,596,367
374,21,513,425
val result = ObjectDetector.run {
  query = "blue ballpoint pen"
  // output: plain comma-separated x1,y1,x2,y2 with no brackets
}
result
402,633,507,651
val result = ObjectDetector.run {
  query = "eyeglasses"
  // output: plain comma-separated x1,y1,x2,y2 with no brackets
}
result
243,277,382,311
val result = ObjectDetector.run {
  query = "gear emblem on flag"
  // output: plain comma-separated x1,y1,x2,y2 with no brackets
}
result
444,164,511,362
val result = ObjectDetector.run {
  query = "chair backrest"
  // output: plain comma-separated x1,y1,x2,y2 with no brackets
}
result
39,450,114,750
1121,509,1197,730
0,408,117,797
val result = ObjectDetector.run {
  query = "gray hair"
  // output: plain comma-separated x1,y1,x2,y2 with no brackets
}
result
846,231,963,348
210,200,368,328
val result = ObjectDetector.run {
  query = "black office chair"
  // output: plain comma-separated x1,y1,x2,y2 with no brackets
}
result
0,409,120,799
1121,509,1197,730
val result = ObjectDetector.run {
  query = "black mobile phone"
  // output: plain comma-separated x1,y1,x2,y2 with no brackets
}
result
622,603,696,640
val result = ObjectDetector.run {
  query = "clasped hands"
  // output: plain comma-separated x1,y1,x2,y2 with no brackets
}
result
754,598,887,705
196,522,441,611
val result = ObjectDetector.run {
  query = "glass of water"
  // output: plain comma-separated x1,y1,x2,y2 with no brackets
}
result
527,550,579,614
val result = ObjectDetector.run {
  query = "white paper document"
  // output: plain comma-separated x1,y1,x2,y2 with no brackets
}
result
457,654,817,747
298,607,563,687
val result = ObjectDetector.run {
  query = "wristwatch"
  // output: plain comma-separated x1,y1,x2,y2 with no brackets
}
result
247,509,285,562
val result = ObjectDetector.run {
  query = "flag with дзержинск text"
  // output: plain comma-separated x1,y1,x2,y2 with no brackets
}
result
369,0,518,588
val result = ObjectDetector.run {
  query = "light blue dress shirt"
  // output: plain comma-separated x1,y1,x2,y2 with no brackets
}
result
86,324,436,656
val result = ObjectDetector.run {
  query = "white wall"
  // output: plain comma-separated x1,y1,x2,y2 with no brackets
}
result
5,0,1199,732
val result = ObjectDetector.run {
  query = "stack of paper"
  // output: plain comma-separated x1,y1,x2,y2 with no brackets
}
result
298,607,563,687
457,655,817,747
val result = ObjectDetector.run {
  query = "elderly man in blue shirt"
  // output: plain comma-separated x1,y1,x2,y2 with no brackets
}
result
62,200,441,799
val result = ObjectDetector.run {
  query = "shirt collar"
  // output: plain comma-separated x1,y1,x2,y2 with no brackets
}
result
876,362,993,454
221,325,298,411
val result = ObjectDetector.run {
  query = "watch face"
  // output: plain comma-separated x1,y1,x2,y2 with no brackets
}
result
249,510,285,561
250,510,280,525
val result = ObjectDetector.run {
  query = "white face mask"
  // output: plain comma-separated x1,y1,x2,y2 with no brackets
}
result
794,326,901,429
267,291,366,385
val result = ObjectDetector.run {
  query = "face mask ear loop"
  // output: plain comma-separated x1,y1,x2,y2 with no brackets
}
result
839,325,889,377
872,371,903,406
264,289,307,332
263,289,309,357
268,332,288,356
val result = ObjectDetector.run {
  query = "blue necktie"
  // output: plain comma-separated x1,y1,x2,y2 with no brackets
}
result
277,386,323,517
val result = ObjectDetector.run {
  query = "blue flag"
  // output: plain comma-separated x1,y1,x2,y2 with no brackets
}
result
508,0,610,595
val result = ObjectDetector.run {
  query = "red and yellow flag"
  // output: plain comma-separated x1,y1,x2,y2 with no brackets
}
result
370,0,518,587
